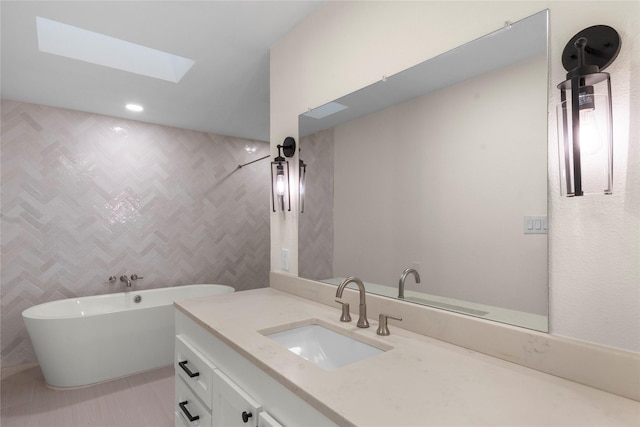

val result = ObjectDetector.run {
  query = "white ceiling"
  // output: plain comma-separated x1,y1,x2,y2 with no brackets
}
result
1,1,324,142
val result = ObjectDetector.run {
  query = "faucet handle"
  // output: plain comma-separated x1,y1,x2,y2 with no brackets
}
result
130,274,144,280
334,300,352,322
336,300,351,322
106,276,117,284
376,314,403,336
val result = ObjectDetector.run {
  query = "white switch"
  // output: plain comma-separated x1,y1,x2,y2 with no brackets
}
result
526,218,534,231
524,216,547,234
281,248,289,271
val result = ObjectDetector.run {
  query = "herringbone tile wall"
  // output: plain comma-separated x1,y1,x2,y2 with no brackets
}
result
0,100,271,367
299,129,334,281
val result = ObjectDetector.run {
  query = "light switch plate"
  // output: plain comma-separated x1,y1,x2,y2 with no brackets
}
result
524,216,547,234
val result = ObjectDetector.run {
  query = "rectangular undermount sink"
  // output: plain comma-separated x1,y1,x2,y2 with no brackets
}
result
262,320,390,370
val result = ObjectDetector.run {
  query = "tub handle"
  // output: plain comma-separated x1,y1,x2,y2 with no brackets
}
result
178,400,200,422
130,274,144,280
178,360,200,378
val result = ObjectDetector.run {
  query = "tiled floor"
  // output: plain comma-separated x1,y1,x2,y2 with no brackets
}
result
1,364,174,427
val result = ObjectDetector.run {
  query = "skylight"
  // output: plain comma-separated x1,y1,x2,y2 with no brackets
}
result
36,17,195,83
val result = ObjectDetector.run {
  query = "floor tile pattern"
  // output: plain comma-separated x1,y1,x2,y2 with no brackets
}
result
1,364,174,427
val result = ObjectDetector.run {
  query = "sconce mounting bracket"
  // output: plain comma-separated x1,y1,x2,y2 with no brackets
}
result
280,137,296,158
561,25,621,74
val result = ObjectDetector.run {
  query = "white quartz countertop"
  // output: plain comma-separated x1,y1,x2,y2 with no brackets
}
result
175,288,639,426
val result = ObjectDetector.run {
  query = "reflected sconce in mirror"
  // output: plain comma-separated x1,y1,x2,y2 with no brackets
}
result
271,137,296,212
299,151,307,213
557,25,621,197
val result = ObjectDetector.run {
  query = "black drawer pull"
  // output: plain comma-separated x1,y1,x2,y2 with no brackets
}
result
242,411,253,423
178,360,200,378
179,400,200,422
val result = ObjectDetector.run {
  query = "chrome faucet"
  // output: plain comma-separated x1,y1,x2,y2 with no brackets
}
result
398,268,421,299
336,276,369,328
120,275,132,287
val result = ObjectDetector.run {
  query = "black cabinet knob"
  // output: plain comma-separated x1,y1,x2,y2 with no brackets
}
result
241,411,253,423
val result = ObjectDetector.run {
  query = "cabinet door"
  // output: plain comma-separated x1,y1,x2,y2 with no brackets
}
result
212,370,262,427
258,412,284,427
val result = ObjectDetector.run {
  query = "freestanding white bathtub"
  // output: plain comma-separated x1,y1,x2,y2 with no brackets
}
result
22,284,234,388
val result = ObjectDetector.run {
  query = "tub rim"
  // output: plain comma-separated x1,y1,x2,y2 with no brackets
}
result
22,283,235,320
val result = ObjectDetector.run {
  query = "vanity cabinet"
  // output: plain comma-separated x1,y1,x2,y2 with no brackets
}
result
174,330,278,427
213,369,262,427
176,335,216,409
174,309,336,427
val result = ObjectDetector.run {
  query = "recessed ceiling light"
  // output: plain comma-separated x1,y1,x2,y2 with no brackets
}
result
36,16,195,83
126,104,144,112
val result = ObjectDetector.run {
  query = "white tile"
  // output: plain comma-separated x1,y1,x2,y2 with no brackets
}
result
0,365,174,427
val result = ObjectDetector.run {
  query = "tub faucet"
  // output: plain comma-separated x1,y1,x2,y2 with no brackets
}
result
120,275,132,287
336,276,369,328
398,268,421,299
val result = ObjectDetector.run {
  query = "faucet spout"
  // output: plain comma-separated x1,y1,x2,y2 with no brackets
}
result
398,268,421,299
336,276,369,328
120,275,132,287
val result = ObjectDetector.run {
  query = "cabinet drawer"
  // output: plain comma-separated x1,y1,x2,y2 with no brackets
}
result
175,377,212,427
213,369,262,427
176,334,216,409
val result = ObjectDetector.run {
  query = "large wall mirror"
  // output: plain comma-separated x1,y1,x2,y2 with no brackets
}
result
298,10,549,332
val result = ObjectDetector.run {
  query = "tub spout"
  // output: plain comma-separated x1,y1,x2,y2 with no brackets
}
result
120,275,132,287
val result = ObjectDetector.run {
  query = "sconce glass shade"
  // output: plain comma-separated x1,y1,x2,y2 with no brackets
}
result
270,137,296,212
299,159,307,213
557,73,613,196
271,159,291,212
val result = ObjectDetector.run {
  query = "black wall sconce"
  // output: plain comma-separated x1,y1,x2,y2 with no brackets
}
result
271,137,296,212
557,25,621,197
299,151,307,214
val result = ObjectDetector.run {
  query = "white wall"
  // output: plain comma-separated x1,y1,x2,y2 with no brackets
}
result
270,1,640,352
